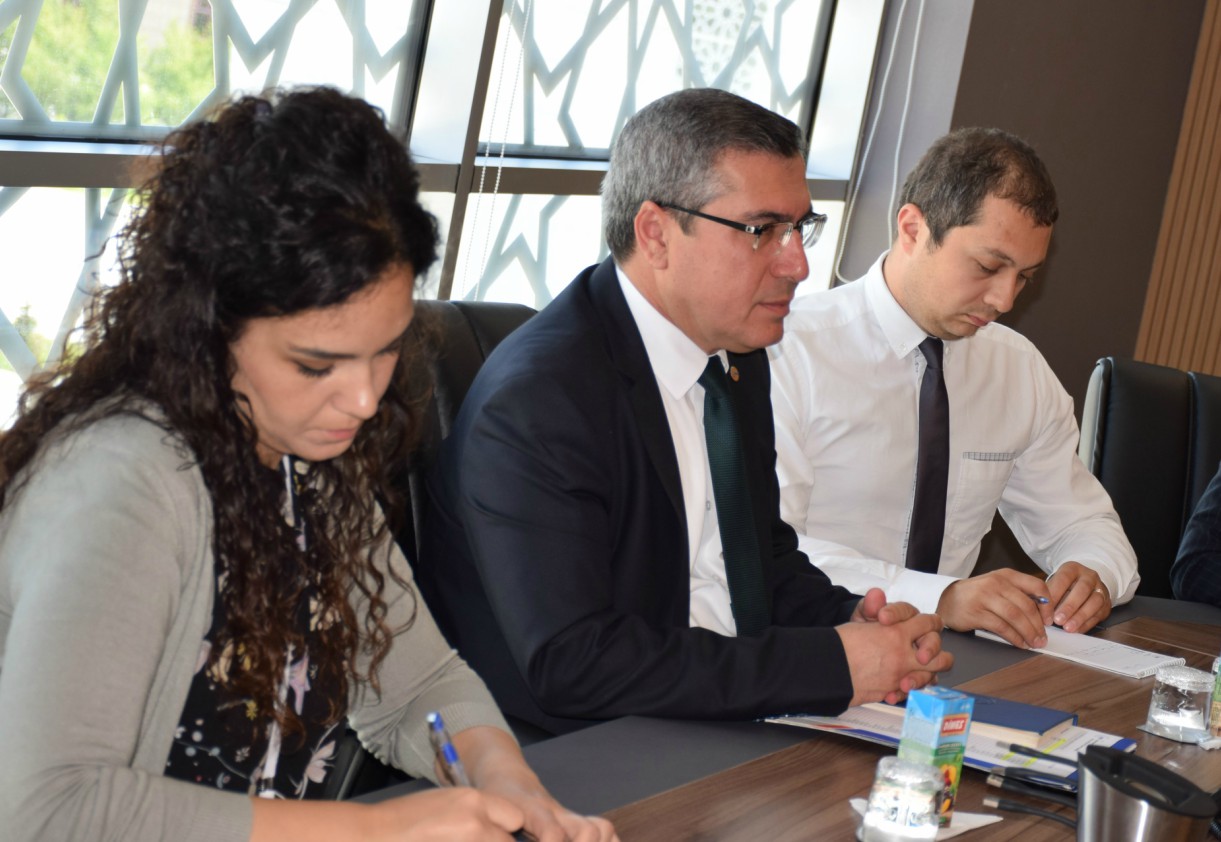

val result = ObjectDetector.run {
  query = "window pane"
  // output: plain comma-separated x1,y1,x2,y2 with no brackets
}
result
5,0,121,123
220,0,421,122
800,200,844,294
450,194,607,309
0,187,454,429
0,0,426,140
139,2,216,127
418,191,455,300
0,186,128,427
451,193,843,309
480,0,830,157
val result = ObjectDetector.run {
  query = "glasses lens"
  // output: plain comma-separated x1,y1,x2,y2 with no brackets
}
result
760,222,794,251
801,214,827,247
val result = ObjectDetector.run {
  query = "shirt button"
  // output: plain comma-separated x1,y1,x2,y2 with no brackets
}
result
706,501,712,510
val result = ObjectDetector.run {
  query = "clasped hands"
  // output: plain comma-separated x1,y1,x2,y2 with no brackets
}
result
936,561,1111,649
836,588,954,707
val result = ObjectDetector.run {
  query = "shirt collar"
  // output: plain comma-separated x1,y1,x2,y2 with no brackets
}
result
615,263,712,399
864,251,930,360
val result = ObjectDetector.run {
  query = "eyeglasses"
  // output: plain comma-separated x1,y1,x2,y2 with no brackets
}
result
656,203,828,251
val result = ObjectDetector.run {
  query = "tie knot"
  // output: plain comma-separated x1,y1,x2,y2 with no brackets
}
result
699,356,729,395
918,336,944,371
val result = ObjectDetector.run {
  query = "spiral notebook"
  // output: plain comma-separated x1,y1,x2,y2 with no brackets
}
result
975,626,1186,678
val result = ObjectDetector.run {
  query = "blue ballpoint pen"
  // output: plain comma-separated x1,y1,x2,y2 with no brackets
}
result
426,711,471,787
427,712,535,841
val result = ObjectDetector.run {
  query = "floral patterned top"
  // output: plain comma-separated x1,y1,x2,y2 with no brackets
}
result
164,456,340,798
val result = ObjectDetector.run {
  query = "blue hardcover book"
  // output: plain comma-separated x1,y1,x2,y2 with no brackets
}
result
864,691,1077,749
964,692,1078,749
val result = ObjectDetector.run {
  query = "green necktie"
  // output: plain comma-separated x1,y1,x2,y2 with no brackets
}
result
699,356,769,637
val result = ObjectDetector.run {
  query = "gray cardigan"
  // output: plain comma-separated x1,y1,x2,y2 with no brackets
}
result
0,411,510,842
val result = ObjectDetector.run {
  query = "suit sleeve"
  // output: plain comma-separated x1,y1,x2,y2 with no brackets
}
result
1172,464,1221,605
452,371,856,721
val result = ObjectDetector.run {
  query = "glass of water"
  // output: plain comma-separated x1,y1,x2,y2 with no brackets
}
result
1145,664,1213,740
859,756,941,841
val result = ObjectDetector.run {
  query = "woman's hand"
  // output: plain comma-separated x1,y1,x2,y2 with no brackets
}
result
250,725,616,842
453,725,618,842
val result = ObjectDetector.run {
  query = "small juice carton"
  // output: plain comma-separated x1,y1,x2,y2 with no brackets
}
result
897,687,974,827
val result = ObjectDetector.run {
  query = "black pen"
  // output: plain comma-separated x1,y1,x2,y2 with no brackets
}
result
992,765,1078,793
983,795,1077,829
986,771,1078,809
427,711,471,786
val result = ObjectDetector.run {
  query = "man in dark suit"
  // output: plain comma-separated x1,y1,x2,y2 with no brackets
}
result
420,88,952,735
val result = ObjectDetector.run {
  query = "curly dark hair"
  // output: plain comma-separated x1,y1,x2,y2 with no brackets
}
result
0,87,438,737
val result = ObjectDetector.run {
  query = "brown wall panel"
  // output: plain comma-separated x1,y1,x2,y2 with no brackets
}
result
1138,0,1221,375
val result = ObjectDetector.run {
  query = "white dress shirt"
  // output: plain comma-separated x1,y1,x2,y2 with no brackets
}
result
768,253,1140,614
616,266,738,635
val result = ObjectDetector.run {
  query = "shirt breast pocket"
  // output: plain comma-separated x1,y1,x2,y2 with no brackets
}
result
945,452,1016,546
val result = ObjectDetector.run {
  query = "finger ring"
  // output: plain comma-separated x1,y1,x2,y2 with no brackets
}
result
1093,587,1105,596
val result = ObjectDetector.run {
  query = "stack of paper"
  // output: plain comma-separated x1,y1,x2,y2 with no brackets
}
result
975,626,1186,678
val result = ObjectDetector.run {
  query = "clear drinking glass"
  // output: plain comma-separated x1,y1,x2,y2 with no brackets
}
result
1146,664,1213,740
859,756,941,841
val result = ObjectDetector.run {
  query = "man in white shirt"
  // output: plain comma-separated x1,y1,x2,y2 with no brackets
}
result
770,127,1139,651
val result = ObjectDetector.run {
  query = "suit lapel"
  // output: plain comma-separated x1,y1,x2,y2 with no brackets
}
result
587,260,687,525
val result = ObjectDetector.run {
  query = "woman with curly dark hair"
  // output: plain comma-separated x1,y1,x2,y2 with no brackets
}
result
0,87,615,842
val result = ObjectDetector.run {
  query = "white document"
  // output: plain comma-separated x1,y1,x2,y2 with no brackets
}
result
975,626,1186,678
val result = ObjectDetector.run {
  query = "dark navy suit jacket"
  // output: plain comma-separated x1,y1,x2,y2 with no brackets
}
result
1173,462,1221,605
419,258,859,734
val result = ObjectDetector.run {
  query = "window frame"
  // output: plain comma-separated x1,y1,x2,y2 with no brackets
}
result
0,0,885,307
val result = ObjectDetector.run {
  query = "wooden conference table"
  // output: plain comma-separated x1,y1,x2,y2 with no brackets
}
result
369,597,1221,840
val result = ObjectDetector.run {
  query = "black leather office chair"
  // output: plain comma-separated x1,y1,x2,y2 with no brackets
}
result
326,299,537,800
1078,357,1221,598
399,299,537,563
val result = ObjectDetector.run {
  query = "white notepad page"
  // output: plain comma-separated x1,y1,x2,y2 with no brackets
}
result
975,626,1186,678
